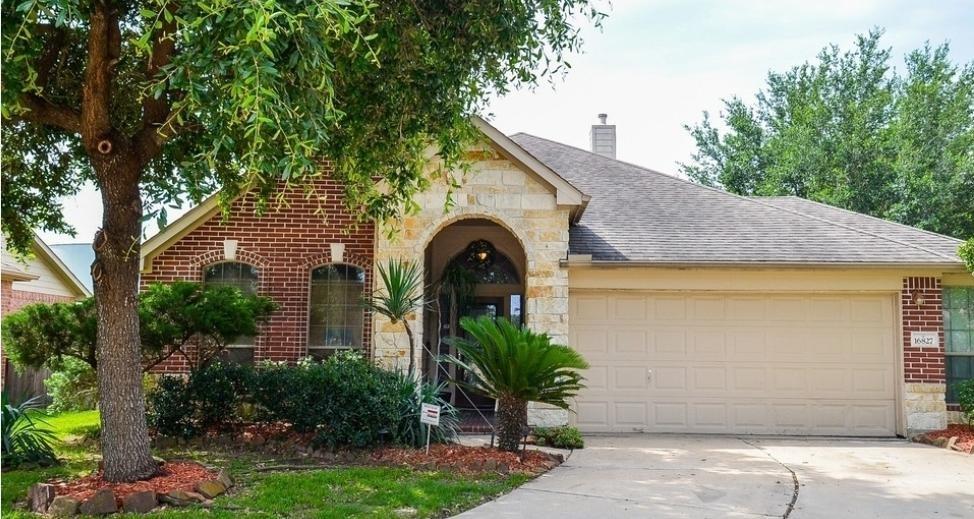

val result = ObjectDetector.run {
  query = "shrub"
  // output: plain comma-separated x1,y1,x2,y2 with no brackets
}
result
392,377,460,448
146,362,252,437
254,353,401,448
148,353,420,449
957,379,974,426
44,358,99,413
533,426,584,449
1,394,57,467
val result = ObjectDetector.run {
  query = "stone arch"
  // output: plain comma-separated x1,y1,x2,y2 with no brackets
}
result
416,210,532,260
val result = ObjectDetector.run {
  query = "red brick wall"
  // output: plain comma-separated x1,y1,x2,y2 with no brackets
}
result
901,277,945,384
140,177,375,373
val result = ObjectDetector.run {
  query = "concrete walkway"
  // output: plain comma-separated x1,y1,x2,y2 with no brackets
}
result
455,435,974,519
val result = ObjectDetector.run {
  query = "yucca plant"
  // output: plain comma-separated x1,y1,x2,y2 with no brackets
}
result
365,259,427,378
1,394,58,467
445,316,589,452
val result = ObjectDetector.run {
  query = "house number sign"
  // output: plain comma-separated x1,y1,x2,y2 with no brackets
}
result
910,331,939,349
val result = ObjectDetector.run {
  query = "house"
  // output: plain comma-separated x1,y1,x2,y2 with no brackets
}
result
1,235,92,401
139,116,972,436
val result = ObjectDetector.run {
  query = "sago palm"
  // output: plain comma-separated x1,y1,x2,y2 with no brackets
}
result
446,316,589,452
365,259,426,378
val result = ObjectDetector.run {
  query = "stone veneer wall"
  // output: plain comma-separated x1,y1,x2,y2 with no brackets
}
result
373,156,571,426
901,277,947,433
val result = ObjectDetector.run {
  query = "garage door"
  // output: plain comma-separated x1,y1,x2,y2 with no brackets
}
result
571,292,897,436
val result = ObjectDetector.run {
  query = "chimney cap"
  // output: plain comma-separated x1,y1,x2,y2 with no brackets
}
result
597,113,608,125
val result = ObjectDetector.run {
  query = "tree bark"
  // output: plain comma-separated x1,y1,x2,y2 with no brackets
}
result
92,156,158,482
405,320,416,380
496,394,527,453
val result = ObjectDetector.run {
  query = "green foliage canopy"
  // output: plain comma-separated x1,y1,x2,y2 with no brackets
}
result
681,29,974,240
1,0,605,251
1,281,276,371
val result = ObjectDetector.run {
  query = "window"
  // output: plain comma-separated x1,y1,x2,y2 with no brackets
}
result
203,262,259,364
308,264,366,359
944,287,974,403
451,240,520,285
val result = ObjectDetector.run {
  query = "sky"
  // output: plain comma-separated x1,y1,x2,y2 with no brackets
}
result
39,0,974,245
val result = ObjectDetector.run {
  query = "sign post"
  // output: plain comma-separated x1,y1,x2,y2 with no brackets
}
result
420,403,441,455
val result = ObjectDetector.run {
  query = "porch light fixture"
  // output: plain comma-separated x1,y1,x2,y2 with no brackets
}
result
466,240,495,268
910,290,927,306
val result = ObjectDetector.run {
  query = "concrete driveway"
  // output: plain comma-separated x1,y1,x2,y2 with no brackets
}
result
456,435,974,518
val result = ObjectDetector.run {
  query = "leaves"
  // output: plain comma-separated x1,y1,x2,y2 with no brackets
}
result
444,316,589,410
681,29,974,240
1,0,604,251
364,258,425,324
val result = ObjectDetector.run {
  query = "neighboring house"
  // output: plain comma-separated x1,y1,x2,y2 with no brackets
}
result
49,243,95,294
1,235,92,401
140,116,973,436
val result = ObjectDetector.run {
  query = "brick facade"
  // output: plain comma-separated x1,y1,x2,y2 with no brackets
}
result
900,276,948,432
901,277,946,383
140,176,374,372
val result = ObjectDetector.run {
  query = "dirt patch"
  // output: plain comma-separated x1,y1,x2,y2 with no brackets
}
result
371,444,563,475
50,461,218,503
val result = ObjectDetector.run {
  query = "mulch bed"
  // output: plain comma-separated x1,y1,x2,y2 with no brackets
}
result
371,444,563,475
50,461,218,503
920,424,974,454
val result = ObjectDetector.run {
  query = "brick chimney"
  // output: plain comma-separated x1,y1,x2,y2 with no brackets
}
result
590,113,616,159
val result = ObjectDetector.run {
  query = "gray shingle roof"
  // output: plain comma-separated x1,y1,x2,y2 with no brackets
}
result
510,133,964,266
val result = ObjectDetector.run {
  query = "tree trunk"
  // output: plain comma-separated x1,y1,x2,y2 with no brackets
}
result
404,320,416,380
92,157,158,482
496,394,527,453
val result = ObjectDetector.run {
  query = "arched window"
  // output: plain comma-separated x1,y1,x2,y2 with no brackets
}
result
308,264,366,359
203,262,259,364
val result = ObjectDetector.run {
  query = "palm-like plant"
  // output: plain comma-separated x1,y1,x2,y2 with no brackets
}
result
445,316,589,452
1,394,58,467
365,258,426,378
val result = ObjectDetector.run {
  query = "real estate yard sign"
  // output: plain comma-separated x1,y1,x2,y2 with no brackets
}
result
420,403,441,454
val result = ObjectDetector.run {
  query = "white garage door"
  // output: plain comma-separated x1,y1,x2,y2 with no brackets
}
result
571,292,897,436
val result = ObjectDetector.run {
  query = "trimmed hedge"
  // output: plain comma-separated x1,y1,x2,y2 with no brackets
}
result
147,353,459,448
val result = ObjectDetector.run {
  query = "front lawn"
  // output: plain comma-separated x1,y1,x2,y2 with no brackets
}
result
1,411,528,518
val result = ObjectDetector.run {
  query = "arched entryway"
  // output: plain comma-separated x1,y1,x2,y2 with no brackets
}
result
422,218,526,414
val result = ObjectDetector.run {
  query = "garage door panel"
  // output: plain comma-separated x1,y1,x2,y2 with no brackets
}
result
572,291,897,436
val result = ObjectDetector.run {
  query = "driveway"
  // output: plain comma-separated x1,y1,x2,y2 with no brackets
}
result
456,435,974,518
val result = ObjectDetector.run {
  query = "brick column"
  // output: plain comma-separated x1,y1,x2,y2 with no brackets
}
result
900,277,947,433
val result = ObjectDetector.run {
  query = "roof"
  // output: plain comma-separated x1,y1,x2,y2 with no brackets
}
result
510,133,965,268
49,243,95,293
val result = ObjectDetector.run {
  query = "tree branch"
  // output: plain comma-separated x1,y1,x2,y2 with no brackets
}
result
134,2,179,163
80,1,119,154
17,94,82,132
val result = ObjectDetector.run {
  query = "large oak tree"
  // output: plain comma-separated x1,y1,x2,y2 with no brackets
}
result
1,0,603,481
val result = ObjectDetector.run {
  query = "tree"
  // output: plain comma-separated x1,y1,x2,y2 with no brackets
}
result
445,316,588,452
365,259,426,379
681,29,974,239
961,239,974,274
1,1,603,481
2,281,276,373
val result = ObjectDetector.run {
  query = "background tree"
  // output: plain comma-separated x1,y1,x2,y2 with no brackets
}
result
446,316,588,453
2,282,276,373
681,29,974,240
1,0,603,481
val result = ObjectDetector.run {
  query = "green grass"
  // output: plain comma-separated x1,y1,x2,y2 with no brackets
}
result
2,411,529,518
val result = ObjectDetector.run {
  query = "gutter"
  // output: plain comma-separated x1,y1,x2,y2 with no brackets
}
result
561,257,967,271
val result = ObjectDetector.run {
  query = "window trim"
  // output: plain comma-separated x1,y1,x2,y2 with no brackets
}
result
306,262,367,357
